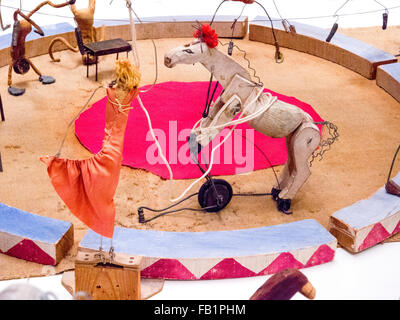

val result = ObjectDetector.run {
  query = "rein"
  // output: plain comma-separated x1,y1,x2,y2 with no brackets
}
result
202,73,219,118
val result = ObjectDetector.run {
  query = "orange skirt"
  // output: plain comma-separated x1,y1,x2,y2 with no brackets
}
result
41,88,139,238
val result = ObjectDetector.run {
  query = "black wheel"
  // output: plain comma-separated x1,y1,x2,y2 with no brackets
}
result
198,179,233,212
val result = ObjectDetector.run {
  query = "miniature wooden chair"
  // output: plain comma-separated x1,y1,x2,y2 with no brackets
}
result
75,28,132,81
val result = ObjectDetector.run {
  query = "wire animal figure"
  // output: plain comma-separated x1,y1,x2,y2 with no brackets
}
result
48,0,105,65
164,25,338,214
7,0,76,96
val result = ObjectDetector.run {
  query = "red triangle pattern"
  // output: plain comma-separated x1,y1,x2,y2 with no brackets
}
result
141,259,196,280
5,239,55,265
258,252,304,276
305,245,335,267
200,258,256,280
391,219,400,236
358,223,391,252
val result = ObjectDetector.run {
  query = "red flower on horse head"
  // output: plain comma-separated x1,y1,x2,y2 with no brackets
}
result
193,24,219,48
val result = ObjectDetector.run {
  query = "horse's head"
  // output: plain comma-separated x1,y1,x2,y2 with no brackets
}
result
164,24,219,68
164,40,210,68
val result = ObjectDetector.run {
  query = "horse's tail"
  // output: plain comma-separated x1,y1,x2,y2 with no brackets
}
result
48,37,79,62
310,121,339,167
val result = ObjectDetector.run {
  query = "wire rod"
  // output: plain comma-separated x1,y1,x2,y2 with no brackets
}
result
387,144,400,184
1,3,399,24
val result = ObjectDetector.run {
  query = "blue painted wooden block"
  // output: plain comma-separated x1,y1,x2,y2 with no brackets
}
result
377,63,400,103
330,172,400,252
0,203,73,265
80,219,336,280
249,16,397,79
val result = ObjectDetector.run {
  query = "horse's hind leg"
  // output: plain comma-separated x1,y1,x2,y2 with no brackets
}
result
277,125,320,213
272,133,295,200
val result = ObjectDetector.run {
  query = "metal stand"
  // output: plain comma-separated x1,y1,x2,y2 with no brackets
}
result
0,94,5,121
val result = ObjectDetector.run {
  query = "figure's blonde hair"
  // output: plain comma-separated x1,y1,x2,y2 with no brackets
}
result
115,59,141,91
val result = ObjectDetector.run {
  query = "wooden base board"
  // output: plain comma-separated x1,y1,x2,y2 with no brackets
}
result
249,17,397,80
0,203,73,266
376,63,400,103
61,271,164,300
79,220,337,280
329,172,400,253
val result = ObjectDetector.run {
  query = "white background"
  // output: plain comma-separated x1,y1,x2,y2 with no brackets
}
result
0,0,400,300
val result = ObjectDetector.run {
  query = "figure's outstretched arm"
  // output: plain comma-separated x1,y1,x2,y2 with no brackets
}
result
27,0,76,18
14,10,44,36
89,0,96,12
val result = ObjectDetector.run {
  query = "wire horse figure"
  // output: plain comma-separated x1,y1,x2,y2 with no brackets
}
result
161,24,339,215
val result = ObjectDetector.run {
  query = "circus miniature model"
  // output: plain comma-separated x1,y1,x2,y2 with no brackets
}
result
41,59,140,239
48,0,106,65
7,0,76,96
162,24,338,215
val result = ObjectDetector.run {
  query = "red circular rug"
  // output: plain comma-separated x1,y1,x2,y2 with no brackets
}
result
75,81,323,180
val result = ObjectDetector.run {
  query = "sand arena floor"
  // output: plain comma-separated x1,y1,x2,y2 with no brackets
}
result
0,27,400,279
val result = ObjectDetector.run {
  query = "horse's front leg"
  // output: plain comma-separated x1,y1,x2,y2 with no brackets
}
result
196,95,241,147
199,97,224,128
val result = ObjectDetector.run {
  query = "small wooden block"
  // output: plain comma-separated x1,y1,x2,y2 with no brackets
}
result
376,63,400,103
74,250,142,300
329,172,400,253
249,17,397,80
61,271,164,300
0,203,73,265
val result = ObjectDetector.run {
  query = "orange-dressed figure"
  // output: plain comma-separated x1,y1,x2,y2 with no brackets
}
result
41,59,140,238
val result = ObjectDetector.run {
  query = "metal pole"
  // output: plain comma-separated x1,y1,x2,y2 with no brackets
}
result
0,94,5,121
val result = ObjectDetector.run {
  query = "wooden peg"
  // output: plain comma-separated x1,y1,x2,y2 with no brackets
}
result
249,268,316,300
326,22,338,42
382,12,388,30
386,179,400,196
299,280,316,299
